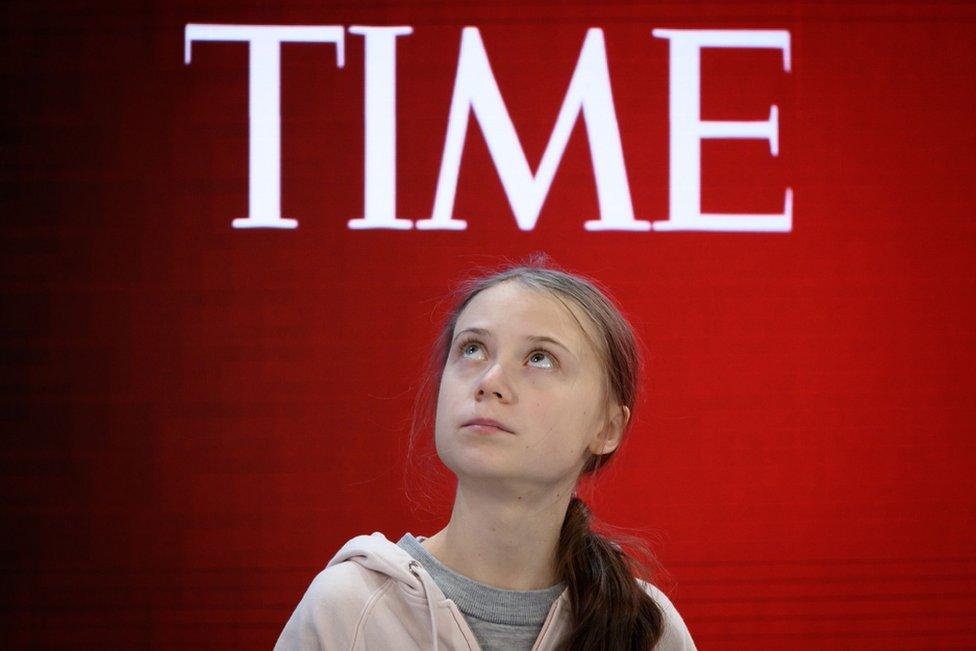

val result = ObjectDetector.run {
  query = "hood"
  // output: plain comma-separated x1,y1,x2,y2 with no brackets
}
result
326,532,453,651
326,531,423,587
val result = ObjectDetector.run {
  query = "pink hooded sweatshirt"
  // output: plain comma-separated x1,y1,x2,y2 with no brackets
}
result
274,532,697,650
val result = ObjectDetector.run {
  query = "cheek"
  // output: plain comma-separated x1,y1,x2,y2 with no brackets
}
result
433,373,463,440
532,396,600,459
530,399,585,456
436,366,457,403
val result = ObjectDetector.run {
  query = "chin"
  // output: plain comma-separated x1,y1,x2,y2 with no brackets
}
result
437,444,516,480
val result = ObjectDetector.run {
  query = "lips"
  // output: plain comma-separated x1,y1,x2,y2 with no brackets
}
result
462,418,514,433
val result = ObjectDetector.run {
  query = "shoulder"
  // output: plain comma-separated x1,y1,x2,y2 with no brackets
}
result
638,580,698,651
273,562,394,650
301,560,394,612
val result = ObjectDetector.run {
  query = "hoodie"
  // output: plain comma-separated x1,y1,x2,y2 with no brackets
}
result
274,532,697,650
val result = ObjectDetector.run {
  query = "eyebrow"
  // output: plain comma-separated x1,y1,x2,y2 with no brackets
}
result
452,327,576,359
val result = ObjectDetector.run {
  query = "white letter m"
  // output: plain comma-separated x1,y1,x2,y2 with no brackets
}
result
417,28,647,231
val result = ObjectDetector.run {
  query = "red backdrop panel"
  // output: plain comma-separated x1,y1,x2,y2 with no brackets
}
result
1,1,974,648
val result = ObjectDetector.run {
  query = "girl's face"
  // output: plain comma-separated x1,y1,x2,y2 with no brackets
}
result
433,280,626,492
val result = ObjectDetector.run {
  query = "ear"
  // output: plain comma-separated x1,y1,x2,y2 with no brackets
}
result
588,404,630,457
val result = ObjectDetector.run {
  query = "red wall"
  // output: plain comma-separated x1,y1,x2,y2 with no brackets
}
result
2,1,975,648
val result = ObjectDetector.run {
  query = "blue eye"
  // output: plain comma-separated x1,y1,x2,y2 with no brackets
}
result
528,351,556,369
458,338,485,359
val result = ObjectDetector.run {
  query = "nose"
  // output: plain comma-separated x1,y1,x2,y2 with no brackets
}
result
476,362,512,402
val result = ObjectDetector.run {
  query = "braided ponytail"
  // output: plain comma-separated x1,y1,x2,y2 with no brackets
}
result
556,497,664,649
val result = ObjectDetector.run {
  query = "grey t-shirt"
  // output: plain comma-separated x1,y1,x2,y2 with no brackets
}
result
396,533,565,650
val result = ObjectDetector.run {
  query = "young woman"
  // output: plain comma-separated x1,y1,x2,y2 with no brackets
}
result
275,258,696,650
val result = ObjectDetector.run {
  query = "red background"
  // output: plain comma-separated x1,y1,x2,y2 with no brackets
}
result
2,1,975,648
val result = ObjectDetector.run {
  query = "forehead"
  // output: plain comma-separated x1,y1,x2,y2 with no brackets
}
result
456,281,599,358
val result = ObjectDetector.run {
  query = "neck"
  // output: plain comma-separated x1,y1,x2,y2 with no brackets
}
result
421,479,574,590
